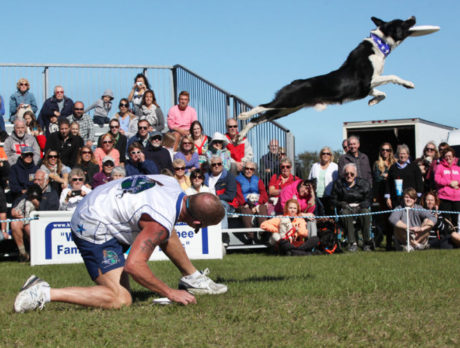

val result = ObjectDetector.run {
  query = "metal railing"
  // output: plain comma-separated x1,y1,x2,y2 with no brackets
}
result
0,63,294,165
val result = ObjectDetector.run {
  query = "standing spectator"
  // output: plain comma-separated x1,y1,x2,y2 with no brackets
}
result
92,156,115,188
127,119,151,149
172,158,191,192
8,146,39,203
373,143,396,249
308,146,338,214
66,101,95,148
259,139,281,188
331,163,373,252
128,73,150,110
205,132,232,171
190,120,209,165
434,146,460,225
94,133,120,170
225,118,253,174
185,169,211,195
144,131,173,172
9,78,38,122
338,135,372,185
98,119,127,164
125,142,159,176
235,161,269,242
426,142,449,189
0,94,5,132
167,91,197,150
44,118,83,168
4,119,41,165
385,144,423,209
59,168,91,211
342,139,349,153
75,146,99,188
39,149,70,195
389,188,436,251
85,89,114,125
113,98,138,139
38,85,73,135
204,155,239,230
134,90,165,132
174,136,199,174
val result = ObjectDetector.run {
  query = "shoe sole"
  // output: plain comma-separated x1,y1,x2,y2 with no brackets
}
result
178,283,228,295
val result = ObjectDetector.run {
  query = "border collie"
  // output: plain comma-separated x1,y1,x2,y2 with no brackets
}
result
237,16,417,139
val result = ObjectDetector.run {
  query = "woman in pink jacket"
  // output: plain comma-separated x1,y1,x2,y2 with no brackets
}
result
275,179,316,215
434,146,460,224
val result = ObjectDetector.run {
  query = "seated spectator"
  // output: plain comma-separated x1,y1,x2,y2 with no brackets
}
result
268,159,300,206
75,146,99,188
144,131,173,172
94,133,120,170
174,136,199,174
92,156,115,188
44,118,83,168
235,161,269,242
127,119,151,149
8,146,39,203
40,149,70,195
275,178,315,215
0,158,10,239
38,85,73,136
434,146,460,225
172,158,191,192
261,199,318,255
128,73,150,110
66,101,95,148
185,169,211,195
259,139,281,188
167,91,197,150
134,90,165,132
204,155,238,230
11,169,59,261
59,168,91,211
389,187,436,251
161,132,176,162
385,144,423,209
225,118,253,174
308,146,338,214
4,119,41,166
330,163,373,252
0,94,5,132
23,111,46,154
70,121,80,138
47,114,59,135
111,166,126,180
85,89,114,125
98,119,127,164
205,132,232,172
422,191,455,249
9,78,38,122
113,98,138,139
125,142,159,176
190,120,209,165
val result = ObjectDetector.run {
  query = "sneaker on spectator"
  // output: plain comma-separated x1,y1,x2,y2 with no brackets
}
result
402,244,414,252
179,268,227,295
348,243,358,252
18,252,30,263
14,275,49,313
363,245,372,252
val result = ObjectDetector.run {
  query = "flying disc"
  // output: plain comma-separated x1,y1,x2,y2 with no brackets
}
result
409,25,440,37
153,297,173,305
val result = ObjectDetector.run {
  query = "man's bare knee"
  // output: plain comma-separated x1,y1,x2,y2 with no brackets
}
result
110,287,132,309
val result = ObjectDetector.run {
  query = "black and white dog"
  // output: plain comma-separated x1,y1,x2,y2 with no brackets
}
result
237,16,419,139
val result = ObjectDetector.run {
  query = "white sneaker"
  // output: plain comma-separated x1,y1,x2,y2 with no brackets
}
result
179,268,227,295
14,275,50,313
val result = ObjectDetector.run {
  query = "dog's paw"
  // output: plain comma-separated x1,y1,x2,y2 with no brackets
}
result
238,112,250,120
368,96,385,106
403,81,415,89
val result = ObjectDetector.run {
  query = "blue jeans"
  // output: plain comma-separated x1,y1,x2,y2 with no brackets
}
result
220,200,235,230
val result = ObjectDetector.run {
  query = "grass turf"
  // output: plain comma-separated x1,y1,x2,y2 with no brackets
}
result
2,249,460,347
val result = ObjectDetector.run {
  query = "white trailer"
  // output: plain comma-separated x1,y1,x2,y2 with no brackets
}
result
342,118,456,163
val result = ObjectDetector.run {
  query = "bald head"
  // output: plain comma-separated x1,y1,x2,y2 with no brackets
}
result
187,193,225,227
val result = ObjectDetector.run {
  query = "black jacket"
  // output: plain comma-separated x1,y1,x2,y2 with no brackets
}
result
144,143,173,172
44,132,84,168
331,177,372,209
38,96,74,134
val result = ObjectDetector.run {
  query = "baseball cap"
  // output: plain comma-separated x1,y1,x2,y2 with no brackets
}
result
21,146,34,154
102,155,115,164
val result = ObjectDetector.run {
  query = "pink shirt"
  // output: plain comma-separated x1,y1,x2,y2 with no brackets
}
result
275,179,316,214
167,105,197,130
434,158,460,201
93,147,120,170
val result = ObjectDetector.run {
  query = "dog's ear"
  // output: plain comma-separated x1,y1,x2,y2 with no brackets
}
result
371,17,385,27
404,16,416,28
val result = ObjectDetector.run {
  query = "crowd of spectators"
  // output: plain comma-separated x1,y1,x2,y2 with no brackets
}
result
0,74,459,261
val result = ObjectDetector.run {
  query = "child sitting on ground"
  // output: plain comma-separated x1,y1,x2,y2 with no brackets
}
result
85,89,114,125
261,198,319,255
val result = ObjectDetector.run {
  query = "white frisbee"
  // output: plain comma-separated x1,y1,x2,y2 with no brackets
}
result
153,297,173,305
409,25,440,37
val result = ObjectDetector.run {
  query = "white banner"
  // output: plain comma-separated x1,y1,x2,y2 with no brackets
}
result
30,211,223,266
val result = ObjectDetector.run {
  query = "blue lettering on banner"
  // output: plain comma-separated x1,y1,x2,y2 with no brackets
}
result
45,222,72,259
57,245,80,255
175,226,208,254
201,227,208,254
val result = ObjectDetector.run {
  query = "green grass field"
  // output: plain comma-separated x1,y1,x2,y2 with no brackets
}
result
2,250,460,347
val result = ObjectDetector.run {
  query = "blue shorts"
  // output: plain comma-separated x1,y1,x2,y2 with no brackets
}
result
72,232,128,281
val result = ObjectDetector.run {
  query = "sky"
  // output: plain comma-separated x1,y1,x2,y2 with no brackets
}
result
1,0,458,154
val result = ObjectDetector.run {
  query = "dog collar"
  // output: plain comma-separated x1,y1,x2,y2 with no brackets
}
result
370,33,391,57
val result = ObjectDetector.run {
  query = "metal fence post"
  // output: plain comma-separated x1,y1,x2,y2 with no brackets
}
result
286,131,295,174
43,66,49,102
